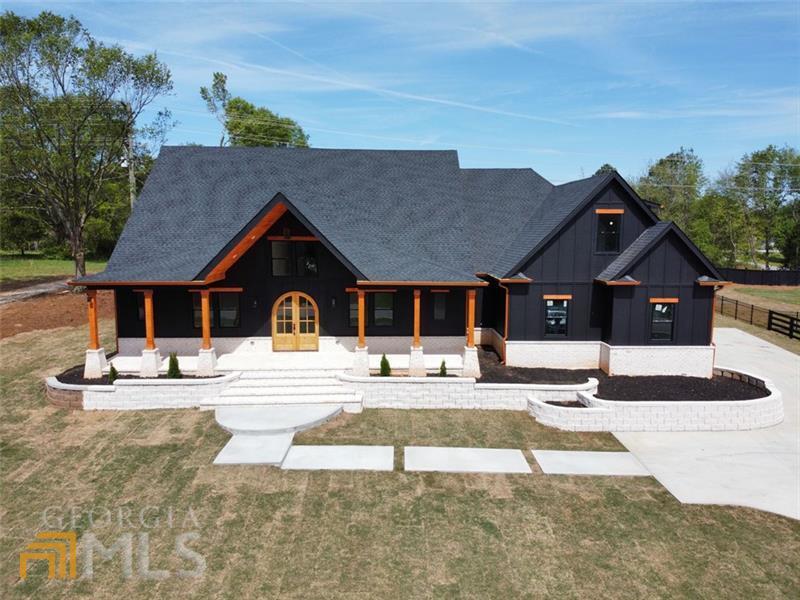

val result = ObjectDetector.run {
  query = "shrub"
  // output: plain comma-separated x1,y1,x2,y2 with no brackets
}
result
379,354,391,377
439,360,447,377
167,352,182,379
108,364,119,384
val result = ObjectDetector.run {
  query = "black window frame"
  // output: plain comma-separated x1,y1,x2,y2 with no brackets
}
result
192,293,241,330
544,298,569,337
270,241,292,277
373,292,394,327
270,240,320,277
595,212,622,254
432,293,447,321
348,292,359,328
217,293,241,328
649,302,676,342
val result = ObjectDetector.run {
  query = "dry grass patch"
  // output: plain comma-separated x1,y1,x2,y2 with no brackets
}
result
1,322,799,599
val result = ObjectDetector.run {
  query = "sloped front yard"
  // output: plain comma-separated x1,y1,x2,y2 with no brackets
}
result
1,321,798,598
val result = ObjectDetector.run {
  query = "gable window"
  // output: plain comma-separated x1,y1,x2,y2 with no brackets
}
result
271,241,291,276
433,293,446,321
295,242,319,277
596,211,622,253
650,301,676,341
348,293,359,327
544,298,569,336
373,292,394,327
218,293,240,328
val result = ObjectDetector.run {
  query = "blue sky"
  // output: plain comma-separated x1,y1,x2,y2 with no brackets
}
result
10,1,800,183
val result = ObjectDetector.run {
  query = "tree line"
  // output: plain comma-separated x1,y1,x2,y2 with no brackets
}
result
1,10,798,277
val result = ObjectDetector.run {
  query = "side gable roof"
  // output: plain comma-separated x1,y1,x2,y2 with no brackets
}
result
596,221,722,283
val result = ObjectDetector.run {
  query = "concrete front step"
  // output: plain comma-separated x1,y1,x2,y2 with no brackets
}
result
234,369,347,379
213,432,295,465
220,385,351,397
210,394,359,406
231,377,340,387
215,404,343,435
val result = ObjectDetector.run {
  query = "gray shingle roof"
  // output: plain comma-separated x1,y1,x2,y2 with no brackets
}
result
76,148,658,284
595,221,674,282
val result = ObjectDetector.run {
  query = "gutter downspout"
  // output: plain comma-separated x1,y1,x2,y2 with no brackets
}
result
499,282,510,364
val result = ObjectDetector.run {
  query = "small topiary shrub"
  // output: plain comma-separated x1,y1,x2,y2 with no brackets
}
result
439,360,447,377
108,364,119,384
379,354,391,377
167,352,182,379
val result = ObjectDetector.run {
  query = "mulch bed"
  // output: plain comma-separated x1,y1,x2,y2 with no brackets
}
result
478,345,767,401
545,400,586,408
55,364,222,386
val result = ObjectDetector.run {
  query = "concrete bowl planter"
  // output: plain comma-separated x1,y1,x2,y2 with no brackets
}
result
528,366,783,432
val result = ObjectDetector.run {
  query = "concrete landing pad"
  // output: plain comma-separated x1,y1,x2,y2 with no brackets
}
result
532,450,649,476
281,445,394,471
213,432,294,465
215,404,342,435
404,446,531,474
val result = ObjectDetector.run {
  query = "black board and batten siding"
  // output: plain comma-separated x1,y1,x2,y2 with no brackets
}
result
510,181,653,343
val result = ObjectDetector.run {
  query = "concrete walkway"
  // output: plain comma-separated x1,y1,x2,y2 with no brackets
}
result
532,450,649,476
616,328,800,520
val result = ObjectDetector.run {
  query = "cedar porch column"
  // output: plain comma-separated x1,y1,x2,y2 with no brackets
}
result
462,288,480,377
200,290,212,350
412,289,421,348
83,289,107,379
357,289,366,349
142,289,155,350
86,289,100,350
466,289,476,348
408,288,425,376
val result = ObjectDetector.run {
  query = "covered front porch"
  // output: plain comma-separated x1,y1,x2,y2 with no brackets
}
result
80,283,483,378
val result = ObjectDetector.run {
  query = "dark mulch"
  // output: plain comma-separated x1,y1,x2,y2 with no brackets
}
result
596,375,767,401
477,345,768,401
478,346,604,384
546,400,586,408
55,364,223,386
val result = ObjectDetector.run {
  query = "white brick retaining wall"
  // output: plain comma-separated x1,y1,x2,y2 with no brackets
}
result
528,366,783,432
505,340,601,369
46,373,239,410
600,343,714,377
338,373,598,410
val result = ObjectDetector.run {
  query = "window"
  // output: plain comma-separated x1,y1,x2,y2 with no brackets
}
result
271,241,291,276
544,299,569,336
373,292,394,326
192,294,211,329
349,293,359,327
650,303,675,341
218,293,240,328
596,214,621,253
433,293,446,321
137,295,145,321
295,242,318,277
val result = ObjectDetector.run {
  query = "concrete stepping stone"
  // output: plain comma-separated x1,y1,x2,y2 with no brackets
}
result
215,404,342,435
404,446,531,474
281,445,394,471
531,450,650,476
213,432,294,465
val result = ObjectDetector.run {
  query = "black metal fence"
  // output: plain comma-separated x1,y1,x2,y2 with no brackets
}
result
717,268,800,286
716,296,800,340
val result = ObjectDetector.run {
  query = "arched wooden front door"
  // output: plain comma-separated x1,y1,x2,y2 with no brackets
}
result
272,292,319,351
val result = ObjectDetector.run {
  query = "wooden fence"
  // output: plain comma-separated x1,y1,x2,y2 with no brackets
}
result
716,296,800,340
717,268,800,286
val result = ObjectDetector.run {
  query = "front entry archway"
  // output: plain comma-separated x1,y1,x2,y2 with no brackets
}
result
272,292,319,351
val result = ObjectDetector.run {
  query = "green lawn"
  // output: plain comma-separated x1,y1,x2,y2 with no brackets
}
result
0,254,106,285
1,321,798,598
735,286,800,309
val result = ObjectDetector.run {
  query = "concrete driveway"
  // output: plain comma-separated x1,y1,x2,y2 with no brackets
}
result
616,327,800,520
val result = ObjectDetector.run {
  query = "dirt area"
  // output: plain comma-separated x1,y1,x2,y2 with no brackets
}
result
0,289,114,339
478,346,767,401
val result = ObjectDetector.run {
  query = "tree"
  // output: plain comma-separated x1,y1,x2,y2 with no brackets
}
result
594,163,616,176
732,145,800,268
0,209,44,255
688,172,748,267
778,199,800,269
635,147,706,232
0,11,172,276
200,72,309,148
